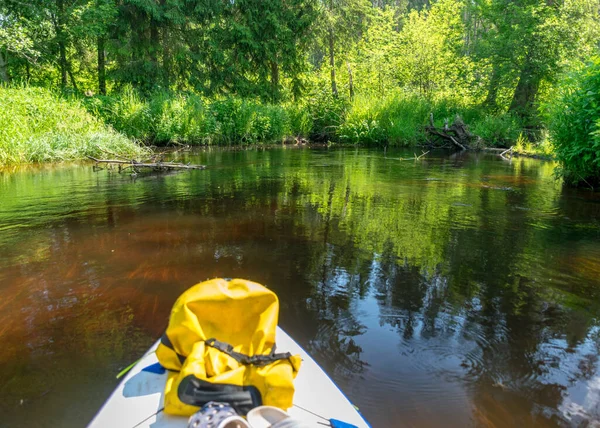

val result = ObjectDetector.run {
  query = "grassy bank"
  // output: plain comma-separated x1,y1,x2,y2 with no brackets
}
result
0,86,532,165
0,87,147,165
336,93,523,147
83,87,523,148
83,87,310,146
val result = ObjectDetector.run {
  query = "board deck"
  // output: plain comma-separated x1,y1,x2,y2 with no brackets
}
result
89,327,370,428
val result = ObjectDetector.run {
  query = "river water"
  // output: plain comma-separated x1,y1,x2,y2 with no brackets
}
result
1,148,599,427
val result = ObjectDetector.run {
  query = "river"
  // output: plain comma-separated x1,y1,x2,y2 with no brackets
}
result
1,148,599,427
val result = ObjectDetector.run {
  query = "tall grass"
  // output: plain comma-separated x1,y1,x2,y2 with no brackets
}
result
0,87,147,165
337,92,523,147
83,86,525,148
84,87,301,146
543,57,600,186
1,85,528,167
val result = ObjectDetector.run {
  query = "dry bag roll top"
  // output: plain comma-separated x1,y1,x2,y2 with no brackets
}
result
156,278,302,416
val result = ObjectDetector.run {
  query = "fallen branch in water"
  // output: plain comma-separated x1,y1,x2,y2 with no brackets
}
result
425,114,473,151
424,115,517,160
393,150,430,161
87,156,206,173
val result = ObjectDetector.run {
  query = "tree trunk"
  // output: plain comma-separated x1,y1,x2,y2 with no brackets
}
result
97,36,106,95
150,20,159,63
0,51,9,83
67,62,78,91
328,28,337,97
56,0,68,88
59,41,68,88
162,26,170,88
150,18,159,84
270,60,280,103
509,61,541,118
484,63,500,108
347,62,354,99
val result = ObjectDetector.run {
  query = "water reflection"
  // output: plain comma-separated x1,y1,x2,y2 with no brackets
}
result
0,149,599,427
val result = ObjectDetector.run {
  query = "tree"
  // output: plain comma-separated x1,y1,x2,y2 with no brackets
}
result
396,0,469,97
314,0,372,97
77,0,117,94
0,11,39,82
473,0,600,121
348,7,400,96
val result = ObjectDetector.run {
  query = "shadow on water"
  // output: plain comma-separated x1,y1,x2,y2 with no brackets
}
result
1,148,600,427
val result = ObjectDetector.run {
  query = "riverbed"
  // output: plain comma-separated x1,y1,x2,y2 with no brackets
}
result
1,148,599,427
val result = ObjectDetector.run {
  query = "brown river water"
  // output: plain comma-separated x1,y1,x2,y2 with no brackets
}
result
1,148,600,427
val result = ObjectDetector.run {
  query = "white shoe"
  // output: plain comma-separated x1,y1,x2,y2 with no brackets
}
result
246,406,312,428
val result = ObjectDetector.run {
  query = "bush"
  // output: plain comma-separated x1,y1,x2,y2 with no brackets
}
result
305,86,349,142
210,98,290,144
470,113,523,147
337,94,427,146
545,57,600,187
285,103,313,137
0,87,146,165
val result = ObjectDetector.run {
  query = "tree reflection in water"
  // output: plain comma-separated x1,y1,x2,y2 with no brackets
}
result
1,149,599,427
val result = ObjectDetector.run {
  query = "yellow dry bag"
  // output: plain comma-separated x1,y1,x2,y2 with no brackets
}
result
156,278,302,416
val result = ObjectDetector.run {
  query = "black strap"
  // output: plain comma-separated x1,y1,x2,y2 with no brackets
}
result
205,338,292,367
160,332,187,365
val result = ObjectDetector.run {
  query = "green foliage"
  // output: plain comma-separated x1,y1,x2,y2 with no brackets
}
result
513,133,553,158
285,103,314,137
469,114,523,147
0,87,146,164
397,0,471,97
339,94,427,146
2,0,600,185
337,92,520,147
85,89,296,145
209,98,291,144
305,85,349,141
348,8,399,97
545,57,600,186
0,13,38,62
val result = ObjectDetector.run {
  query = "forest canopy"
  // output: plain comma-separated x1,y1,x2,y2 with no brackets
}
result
1,0,600,183
2,0,598,108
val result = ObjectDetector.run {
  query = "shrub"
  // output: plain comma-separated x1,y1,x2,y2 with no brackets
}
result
286,103,313,137
305,86,349,142
545,57,600,187
470,113,522,147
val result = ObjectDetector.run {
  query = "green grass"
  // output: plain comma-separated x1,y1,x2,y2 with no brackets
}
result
84,87,302,146
543,57,600,186
337,92,524,147
0,87,147,165
512,133,554,158
1,85,535,167
78,86,529,149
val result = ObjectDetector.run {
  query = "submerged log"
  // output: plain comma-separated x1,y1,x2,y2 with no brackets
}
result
87,156,206,172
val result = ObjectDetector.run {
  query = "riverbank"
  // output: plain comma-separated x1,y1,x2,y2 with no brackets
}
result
0,86,534,166
83,88,524,148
